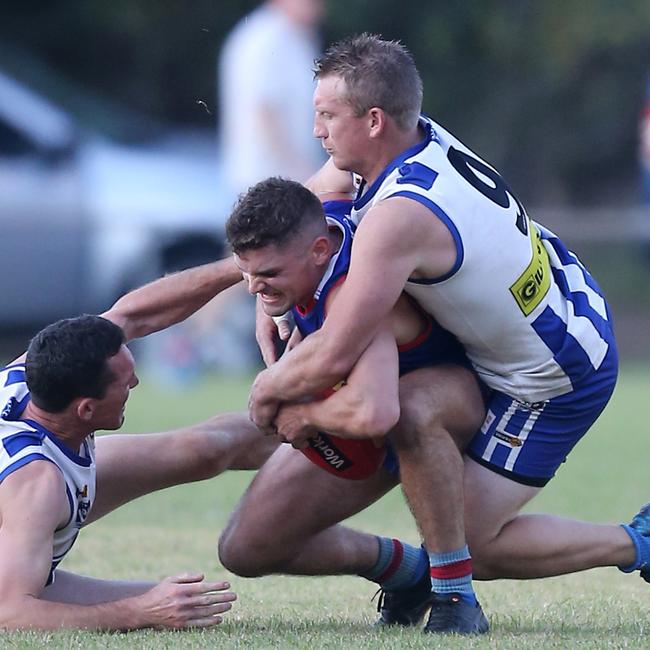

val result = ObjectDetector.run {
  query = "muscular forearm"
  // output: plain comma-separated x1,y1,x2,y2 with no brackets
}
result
2,570,235,631
102,257,242,342
0,593,144,631
42,570,153,605
294,385,398,439
255,327,359,403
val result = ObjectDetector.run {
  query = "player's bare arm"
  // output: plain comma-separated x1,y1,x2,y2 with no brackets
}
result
8,257,243,368
0,461,235,631
273,321,400,447
0,462,69,629
304,157,354,202
272,277,430,445
103,256,242,343
249,196,454,428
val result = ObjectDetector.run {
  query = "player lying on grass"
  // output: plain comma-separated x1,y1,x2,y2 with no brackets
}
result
0,261,278,631
219,177,489,633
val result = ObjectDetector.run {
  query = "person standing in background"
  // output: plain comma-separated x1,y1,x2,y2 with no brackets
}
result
211,0,326,370
637,72,650,259
218,0,326,193
639,72,650,204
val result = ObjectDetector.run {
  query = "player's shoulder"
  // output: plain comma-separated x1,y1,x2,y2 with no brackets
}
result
0,456,63,503
0,458,67,534
323,199,353,222
0,361,26,380
0,418,46,457
0,362,28,397
324,201,356,244
362,195,436,235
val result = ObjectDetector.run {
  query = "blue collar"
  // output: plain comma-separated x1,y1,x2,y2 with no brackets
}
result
21,418,93,467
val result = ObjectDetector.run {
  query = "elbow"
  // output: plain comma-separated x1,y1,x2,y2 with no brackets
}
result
0,602,24,631
101,307,132,338
102,310,150,343
355,400,400,439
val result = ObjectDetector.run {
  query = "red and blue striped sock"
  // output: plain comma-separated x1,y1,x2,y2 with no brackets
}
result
428,545,477,605
361,537,428,591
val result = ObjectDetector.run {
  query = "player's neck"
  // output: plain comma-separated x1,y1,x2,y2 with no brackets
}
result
296,230,341,310
21,401,90,453
360,125,424,186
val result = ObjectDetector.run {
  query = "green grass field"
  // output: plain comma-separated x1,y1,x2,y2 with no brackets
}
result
6,365,650,649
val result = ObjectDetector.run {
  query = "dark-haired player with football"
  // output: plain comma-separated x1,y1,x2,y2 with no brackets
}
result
218,177,487,628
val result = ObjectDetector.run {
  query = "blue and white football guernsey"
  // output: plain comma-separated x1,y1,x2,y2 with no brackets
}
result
0,363,96,582
349,117,618,485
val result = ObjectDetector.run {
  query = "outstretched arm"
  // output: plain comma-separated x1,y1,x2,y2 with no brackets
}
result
102,256,242,343
8,256,243,366
0,462,235,631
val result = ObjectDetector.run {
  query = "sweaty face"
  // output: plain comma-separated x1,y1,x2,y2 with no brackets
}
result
92,345,139,431
313,75,371,173
234,240,320,317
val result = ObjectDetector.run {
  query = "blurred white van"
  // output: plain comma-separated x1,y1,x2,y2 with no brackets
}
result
0,70,233,330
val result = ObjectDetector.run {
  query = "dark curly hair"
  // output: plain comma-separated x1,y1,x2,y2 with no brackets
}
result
26,315,125,413
226,177,325,254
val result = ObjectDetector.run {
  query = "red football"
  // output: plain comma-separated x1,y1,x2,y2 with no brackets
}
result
301,431,386,480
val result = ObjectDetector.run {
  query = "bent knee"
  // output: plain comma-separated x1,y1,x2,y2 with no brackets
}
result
218,523,289,577
465,524,506,580
468,544,501,581
218,528,268,577
392,389,449,449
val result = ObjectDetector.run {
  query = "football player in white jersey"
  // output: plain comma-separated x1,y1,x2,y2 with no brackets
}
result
0,259,278,631
248,34,649,633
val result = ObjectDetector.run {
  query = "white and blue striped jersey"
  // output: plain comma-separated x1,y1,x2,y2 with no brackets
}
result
0,363,96,581
350,116,615,403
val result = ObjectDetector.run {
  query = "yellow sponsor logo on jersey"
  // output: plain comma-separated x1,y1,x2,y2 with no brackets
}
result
510,224,551,316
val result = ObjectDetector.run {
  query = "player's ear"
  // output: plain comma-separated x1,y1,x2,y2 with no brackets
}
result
368,107,386,138
310,235,331,265
76,398,95,422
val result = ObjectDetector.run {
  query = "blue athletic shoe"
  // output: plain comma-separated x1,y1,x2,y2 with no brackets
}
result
375,570,433,626
621,503,650,582
424,592,489,635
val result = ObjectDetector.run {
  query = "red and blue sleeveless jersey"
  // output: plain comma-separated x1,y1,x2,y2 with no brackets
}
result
291,200,355,338
292,200,467,375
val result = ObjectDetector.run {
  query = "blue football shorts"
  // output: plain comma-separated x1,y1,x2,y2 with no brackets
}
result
466,344,619,487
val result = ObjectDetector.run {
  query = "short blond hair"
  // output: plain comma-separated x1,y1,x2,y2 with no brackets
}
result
314,33,423,131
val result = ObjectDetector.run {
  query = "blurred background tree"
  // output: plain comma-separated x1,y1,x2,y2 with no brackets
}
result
2,0,650,205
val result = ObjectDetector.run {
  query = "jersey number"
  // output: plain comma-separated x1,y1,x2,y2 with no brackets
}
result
447,146,528,236
447,146,553,316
